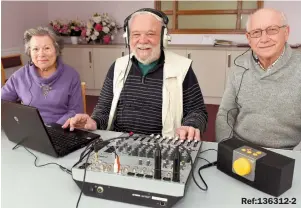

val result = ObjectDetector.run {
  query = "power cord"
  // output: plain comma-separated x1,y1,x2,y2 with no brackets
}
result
12,144,71,175
179,142,209,191
198,157,210,164
199,148,217,154
197,159,217,191
191,148,218,191
76,149,91,208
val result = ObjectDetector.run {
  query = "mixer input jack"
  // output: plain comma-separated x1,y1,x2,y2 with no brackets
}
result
96,186,104,193
160,201,166,206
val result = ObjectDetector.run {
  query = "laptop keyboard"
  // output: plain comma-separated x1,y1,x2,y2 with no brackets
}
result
46,126,95,156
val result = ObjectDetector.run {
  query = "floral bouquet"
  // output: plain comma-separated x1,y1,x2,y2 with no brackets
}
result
49,20,70,36
69,20,85,36
82,13,120,44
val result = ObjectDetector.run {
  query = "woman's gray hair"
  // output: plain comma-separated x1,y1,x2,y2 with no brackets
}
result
24,26,64,57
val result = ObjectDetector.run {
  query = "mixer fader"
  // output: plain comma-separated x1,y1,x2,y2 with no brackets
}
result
72,133,202,208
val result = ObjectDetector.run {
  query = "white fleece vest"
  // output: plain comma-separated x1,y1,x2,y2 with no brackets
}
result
107,50,192,137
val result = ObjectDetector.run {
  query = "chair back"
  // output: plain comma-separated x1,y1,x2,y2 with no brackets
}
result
81,82,87,113
1,54,23,86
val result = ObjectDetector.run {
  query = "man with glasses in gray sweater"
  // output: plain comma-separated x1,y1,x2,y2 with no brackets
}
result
216,8,301,150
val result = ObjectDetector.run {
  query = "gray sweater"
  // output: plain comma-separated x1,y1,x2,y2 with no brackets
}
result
216,44,301,150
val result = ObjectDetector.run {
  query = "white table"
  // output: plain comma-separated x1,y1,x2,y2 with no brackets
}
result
1,129,301,208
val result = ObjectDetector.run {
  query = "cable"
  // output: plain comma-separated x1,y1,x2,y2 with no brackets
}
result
28,73,33,106
190,148,218,191
220,48,251,143
122,46,131,85
177,142,209,191
197,157,210,164
12,144,71,175
188,151,208,191
74,134,130,208
197,160,217,191
76,149,91,208
199,148,217,154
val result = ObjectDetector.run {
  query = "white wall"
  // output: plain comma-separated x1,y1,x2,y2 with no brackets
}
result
264,1,301,45
47,1,154,44
1,1,48,51
1,1,49,77
47,0,301,45
2,0,301,51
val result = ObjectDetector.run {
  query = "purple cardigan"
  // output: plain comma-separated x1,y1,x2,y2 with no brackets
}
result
1,58,83,125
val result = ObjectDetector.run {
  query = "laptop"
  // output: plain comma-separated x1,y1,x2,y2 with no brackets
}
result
1,100,100,157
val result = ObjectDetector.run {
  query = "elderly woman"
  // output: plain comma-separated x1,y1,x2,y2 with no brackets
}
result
1,26,83,125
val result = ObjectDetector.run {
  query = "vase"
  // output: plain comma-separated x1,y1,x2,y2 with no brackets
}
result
71,36,78,45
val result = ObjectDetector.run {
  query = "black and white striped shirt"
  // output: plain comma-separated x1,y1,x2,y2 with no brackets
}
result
91,51,208,135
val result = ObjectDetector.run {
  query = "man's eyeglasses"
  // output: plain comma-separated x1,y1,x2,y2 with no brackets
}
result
248,25,287,38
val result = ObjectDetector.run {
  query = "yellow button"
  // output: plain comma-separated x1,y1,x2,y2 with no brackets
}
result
256,151,262,155
253,153,258,156
233,158,252,176
247,151,252,154
241,148,246,152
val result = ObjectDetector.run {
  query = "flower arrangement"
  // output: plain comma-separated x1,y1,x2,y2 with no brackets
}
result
82,13,120,44
49,19,85,36
69,20,85,36
49,20,70,36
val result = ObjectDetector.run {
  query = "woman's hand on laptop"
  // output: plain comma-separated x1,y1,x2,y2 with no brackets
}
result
62,114,97,131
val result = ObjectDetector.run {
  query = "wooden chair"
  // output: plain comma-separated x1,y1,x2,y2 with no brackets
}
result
1,54,23,86
1,64,6,87
81,82,87,114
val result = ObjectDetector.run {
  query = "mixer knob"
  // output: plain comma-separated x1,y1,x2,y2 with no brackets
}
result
162,153,168,160
167,172,171,178
180,161,186,170
168,154,174,161
126,146,132,152
193,140,199,147
155,135,161,139
138,149,146,157
107,164,113,172
150,134,155,137
175,136,179,140
131,148,138,156
163,160,170,168
146,160,151,166
184,154,191,163
138,159,143,165
122,167,129,174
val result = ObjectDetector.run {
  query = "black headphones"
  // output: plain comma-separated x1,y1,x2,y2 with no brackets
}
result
123,8,171,49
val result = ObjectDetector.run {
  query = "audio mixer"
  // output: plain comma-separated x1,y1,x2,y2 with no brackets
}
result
72,133,202,207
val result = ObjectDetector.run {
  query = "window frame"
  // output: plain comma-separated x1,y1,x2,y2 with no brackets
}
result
155,0,264,34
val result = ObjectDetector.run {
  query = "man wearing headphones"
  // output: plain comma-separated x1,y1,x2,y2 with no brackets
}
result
63,8,208,140
215,8,301,150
